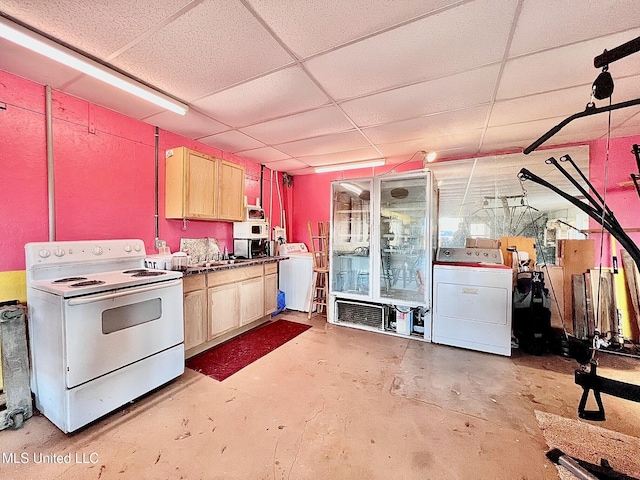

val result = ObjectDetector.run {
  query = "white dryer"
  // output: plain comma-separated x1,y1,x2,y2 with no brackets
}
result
432,247,513,356
278,243,314,312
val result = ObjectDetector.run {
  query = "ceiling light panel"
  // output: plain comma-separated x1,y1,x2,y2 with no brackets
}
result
246,0,455,58
193,66,329,126
304,0,517,100
240,105,354,145
0,0,189,59
341,64,500,127
112,1,294,101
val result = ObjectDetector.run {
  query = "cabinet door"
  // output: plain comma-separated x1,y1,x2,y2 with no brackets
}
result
217,160,245,221
208,284,240,339
183,289,207,351
186,150,217,219
240,276,264,326
264,273,278,315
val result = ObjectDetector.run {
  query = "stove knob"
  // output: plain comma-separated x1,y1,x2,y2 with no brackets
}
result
124,244,132,253
443,250,451,256
466,251,472,256
92,246,103,256
134,244,142,252
475,251,480,256
54,248,66,257
39,248,51,258
483,252,488,257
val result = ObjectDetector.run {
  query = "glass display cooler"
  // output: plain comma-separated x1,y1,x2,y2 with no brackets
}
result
328,171,438,340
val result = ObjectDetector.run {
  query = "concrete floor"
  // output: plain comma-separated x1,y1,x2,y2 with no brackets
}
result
2,311,640,479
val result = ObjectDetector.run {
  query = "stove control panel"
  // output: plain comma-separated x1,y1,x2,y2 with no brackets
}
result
436,247,503,264
27,239,146,266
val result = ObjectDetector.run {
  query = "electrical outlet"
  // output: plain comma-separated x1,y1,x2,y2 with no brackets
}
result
155,238,166,250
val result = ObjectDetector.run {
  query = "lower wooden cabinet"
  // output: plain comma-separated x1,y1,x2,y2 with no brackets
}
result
182,261,280,358
208,283,240,337
264,263,278,315
240,276,264,326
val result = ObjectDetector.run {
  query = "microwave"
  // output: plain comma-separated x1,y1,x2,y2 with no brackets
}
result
246,205,265,221
233,221,269,240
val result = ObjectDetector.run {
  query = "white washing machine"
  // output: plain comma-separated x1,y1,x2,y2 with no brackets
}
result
278,243,314,312
432,247,513,356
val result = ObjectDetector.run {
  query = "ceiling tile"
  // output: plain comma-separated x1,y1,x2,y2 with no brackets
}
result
240,106,354,145
341,64,500,127
261,158,310,172
497,28,640,100
64,75,166,119
192,66,329,127
199,130,265,153
376,135,481,159
145,109,229,139
247,0,458,58
0,0,191,59
111,1,294,101
509,0,640,57
235,147,291,163
275,130,372,157
363,105,489,144
296,147,382,167
304,0,518,100
0,38,79,89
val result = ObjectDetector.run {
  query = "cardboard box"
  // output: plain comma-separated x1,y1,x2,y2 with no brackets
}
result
465,237,501,249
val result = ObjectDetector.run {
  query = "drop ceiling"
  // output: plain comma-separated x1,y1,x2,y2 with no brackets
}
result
1,0,639,176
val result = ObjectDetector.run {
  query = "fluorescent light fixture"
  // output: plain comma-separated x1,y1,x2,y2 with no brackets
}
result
0,17,188,115
339,182,363,195
315,159,385,173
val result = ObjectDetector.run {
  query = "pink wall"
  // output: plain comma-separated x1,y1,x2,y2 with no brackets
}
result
289,161,424,247
588,135,640,266
0,70,281,271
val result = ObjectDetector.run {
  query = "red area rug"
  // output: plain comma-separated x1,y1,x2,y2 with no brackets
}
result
186,319,311,381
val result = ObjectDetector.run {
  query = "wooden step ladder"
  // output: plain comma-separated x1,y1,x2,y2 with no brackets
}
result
308,221,330,319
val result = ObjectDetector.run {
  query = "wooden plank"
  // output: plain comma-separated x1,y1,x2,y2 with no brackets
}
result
621,249,640,341
589,269,617,336
558,240,595,331
584,271,596,337
572,274,588,339
545,266,565,330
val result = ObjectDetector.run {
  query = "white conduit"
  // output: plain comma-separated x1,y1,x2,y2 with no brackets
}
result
45,86,56,241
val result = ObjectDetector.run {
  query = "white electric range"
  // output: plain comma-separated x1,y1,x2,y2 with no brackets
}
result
25,239,185,433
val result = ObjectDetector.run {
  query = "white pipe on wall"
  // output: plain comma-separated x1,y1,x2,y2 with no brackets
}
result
45,86,55,241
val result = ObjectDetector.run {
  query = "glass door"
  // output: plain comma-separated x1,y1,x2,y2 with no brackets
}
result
330,180,373,297
377,176,429,304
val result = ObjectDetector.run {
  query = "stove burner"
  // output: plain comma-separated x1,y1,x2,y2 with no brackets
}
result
53,277,88,283
132,271,166,277
123,269,148,274
70,280,106,287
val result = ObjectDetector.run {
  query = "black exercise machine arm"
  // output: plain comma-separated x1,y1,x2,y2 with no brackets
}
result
524,98,640,154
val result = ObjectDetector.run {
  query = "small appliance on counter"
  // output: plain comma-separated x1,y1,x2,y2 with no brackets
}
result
233,221,270,259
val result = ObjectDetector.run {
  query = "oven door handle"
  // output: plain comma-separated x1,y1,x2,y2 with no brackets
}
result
67,279,182,305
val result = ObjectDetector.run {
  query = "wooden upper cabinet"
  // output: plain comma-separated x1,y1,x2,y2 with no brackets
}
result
217,160,245,221
166,147,217,220
165,147,245,222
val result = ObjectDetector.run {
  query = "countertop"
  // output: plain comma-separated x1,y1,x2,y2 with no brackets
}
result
183,256,289,276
